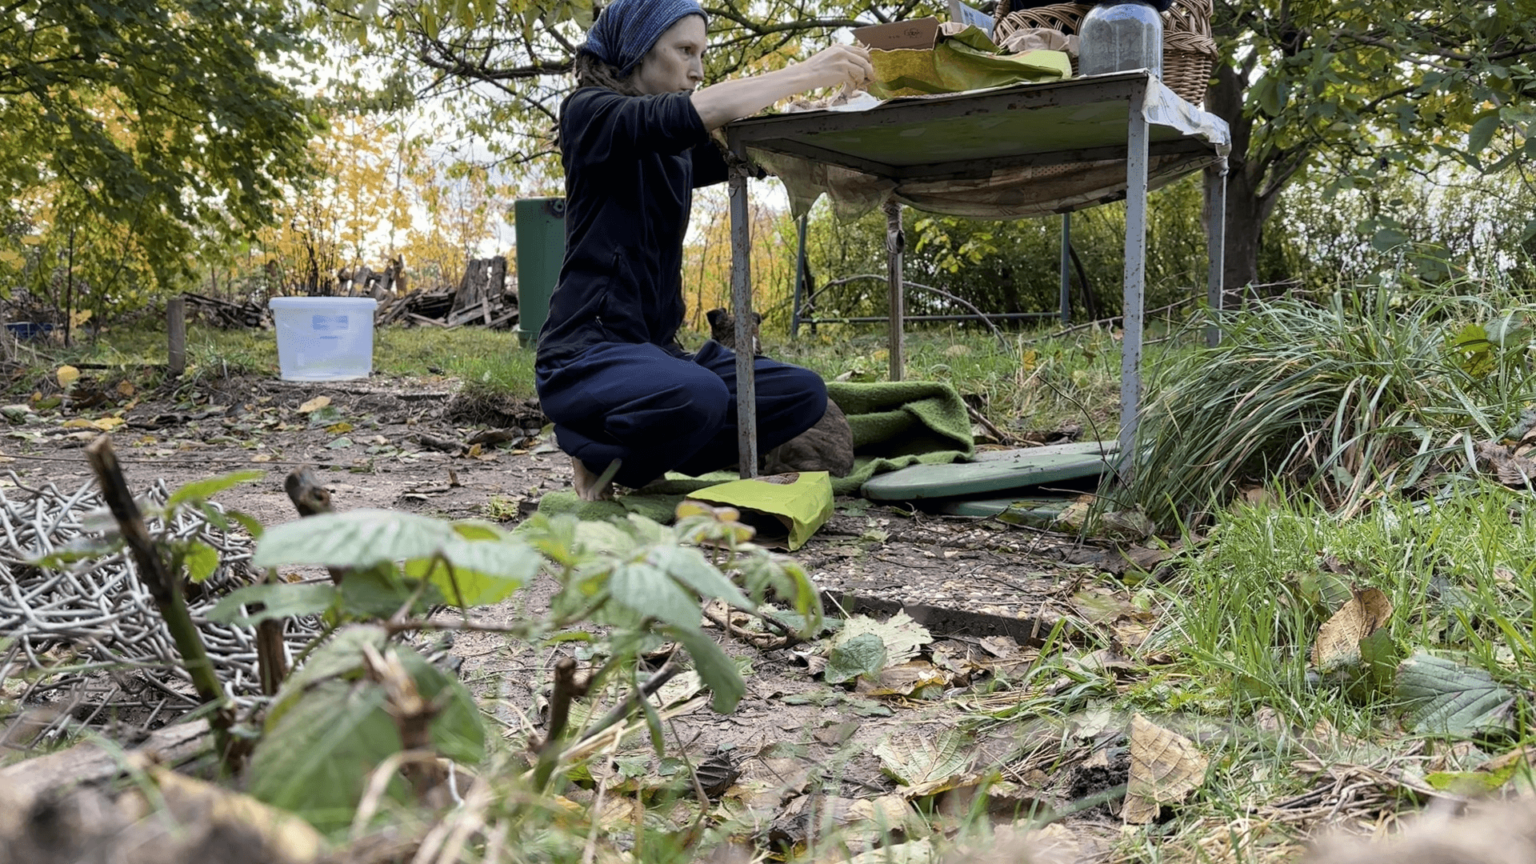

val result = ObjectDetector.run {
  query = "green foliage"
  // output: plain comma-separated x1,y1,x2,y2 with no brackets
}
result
247,677,407,832
0,0,322,311
166,471,266,509
1152,487,1536,722
1115,283,1536,526
208,583,339,627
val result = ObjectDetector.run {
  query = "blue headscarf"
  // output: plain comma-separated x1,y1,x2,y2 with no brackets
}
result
580,0,708,78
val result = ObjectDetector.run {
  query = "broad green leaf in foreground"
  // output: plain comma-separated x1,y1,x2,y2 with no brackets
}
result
647,544,751,609
254,509,457,570
166,470,265,509
1396,651,1516,737
267,625,388,729
609,562,702,631
826,633,888,685
247,679,405,833
182,540,220,584
396,647,485,764
206,583,339,627
404,536,540,606
29,535,125,569
668,626,746,713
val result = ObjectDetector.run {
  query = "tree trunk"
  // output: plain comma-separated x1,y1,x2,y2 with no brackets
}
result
1220,165,1268,301
1205,61,1262,294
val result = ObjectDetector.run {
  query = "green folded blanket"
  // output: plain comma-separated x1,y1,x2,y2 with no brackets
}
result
643,380,975,497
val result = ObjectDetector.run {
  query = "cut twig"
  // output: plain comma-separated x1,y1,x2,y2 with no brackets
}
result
966,403,1015,445
532,656,585,791
285,466,345,586
574,660,680,746
84,435,236,766
416,434,466,455
284,465,334,517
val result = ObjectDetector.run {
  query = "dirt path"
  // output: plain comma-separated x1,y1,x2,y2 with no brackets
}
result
11,372,1127,851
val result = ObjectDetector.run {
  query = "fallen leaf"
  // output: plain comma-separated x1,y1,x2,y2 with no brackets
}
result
825,633,886,685
1100,509,1156,541
1056,500,1091,530
1123,713,1208,824
1396,651,1516,737
1312,586,1392,671
298,395,331,413
1475,440,1536,487
874,729,973,797
1239,486,1279,507
56,365,80,388
979,636,1021,658
832,611,932,667
116,380,135,398
251,454,274,463
326,437,353,449
325,422,353,435
859,661,951,698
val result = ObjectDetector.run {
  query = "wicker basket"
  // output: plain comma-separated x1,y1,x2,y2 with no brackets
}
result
993,0,1217,106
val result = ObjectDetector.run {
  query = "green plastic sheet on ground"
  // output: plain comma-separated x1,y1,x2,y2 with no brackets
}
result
536,381,975,526
534,491,684,523
687,471,834,551
646,381,976,497
869,25,1070,100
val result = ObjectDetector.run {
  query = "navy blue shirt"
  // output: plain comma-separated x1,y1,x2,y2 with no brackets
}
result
537,87,730,364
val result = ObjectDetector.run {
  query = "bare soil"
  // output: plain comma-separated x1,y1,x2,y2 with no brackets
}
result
10,372,1130,849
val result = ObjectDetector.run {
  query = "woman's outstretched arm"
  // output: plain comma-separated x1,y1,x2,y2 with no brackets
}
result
690,44,875,131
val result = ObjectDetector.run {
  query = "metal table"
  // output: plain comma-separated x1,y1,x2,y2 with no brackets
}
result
722,70,1230,478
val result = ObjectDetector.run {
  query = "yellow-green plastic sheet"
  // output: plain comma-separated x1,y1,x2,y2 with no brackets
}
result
687,472,834,551
868,25,1070,99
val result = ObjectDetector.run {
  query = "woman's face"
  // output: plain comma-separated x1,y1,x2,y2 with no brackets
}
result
634,16,706,95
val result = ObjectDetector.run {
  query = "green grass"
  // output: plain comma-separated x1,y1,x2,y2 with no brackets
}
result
1110,484,1536,859
23,319,538,400
1112,284,1536,528
766,322,1192,435
26,316,1188,436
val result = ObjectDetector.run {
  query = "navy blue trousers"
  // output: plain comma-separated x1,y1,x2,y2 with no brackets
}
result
536,340,828,489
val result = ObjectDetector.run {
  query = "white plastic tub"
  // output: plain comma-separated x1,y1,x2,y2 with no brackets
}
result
269,297,378,381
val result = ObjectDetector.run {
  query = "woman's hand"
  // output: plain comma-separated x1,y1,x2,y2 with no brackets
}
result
691,42,877,131
796,44,875,92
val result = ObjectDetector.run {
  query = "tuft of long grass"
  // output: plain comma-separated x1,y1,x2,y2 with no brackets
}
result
1113,284,1536,527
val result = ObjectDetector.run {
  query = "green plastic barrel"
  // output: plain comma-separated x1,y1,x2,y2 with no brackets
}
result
513,197,566,348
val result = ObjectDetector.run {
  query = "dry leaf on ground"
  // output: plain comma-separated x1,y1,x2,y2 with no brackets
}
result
858,661,952,698
56,365,80,388
1124,713,1209,824
297,395,331,413
832,611,932,666
1475,440,1536,487
875,729,973,798
1312,587,1392,670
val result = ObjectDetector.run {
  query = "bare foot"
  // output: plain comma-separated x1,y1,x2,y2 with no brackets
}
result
571,456,615,501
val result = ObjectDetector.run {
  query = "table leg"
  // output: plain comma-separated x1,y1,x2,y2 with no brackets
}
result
729,136,758,478
884,199,904,382
1059,212,1072,326
1119,81,1150,469
1205,161,1227,348
791,214,808,340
